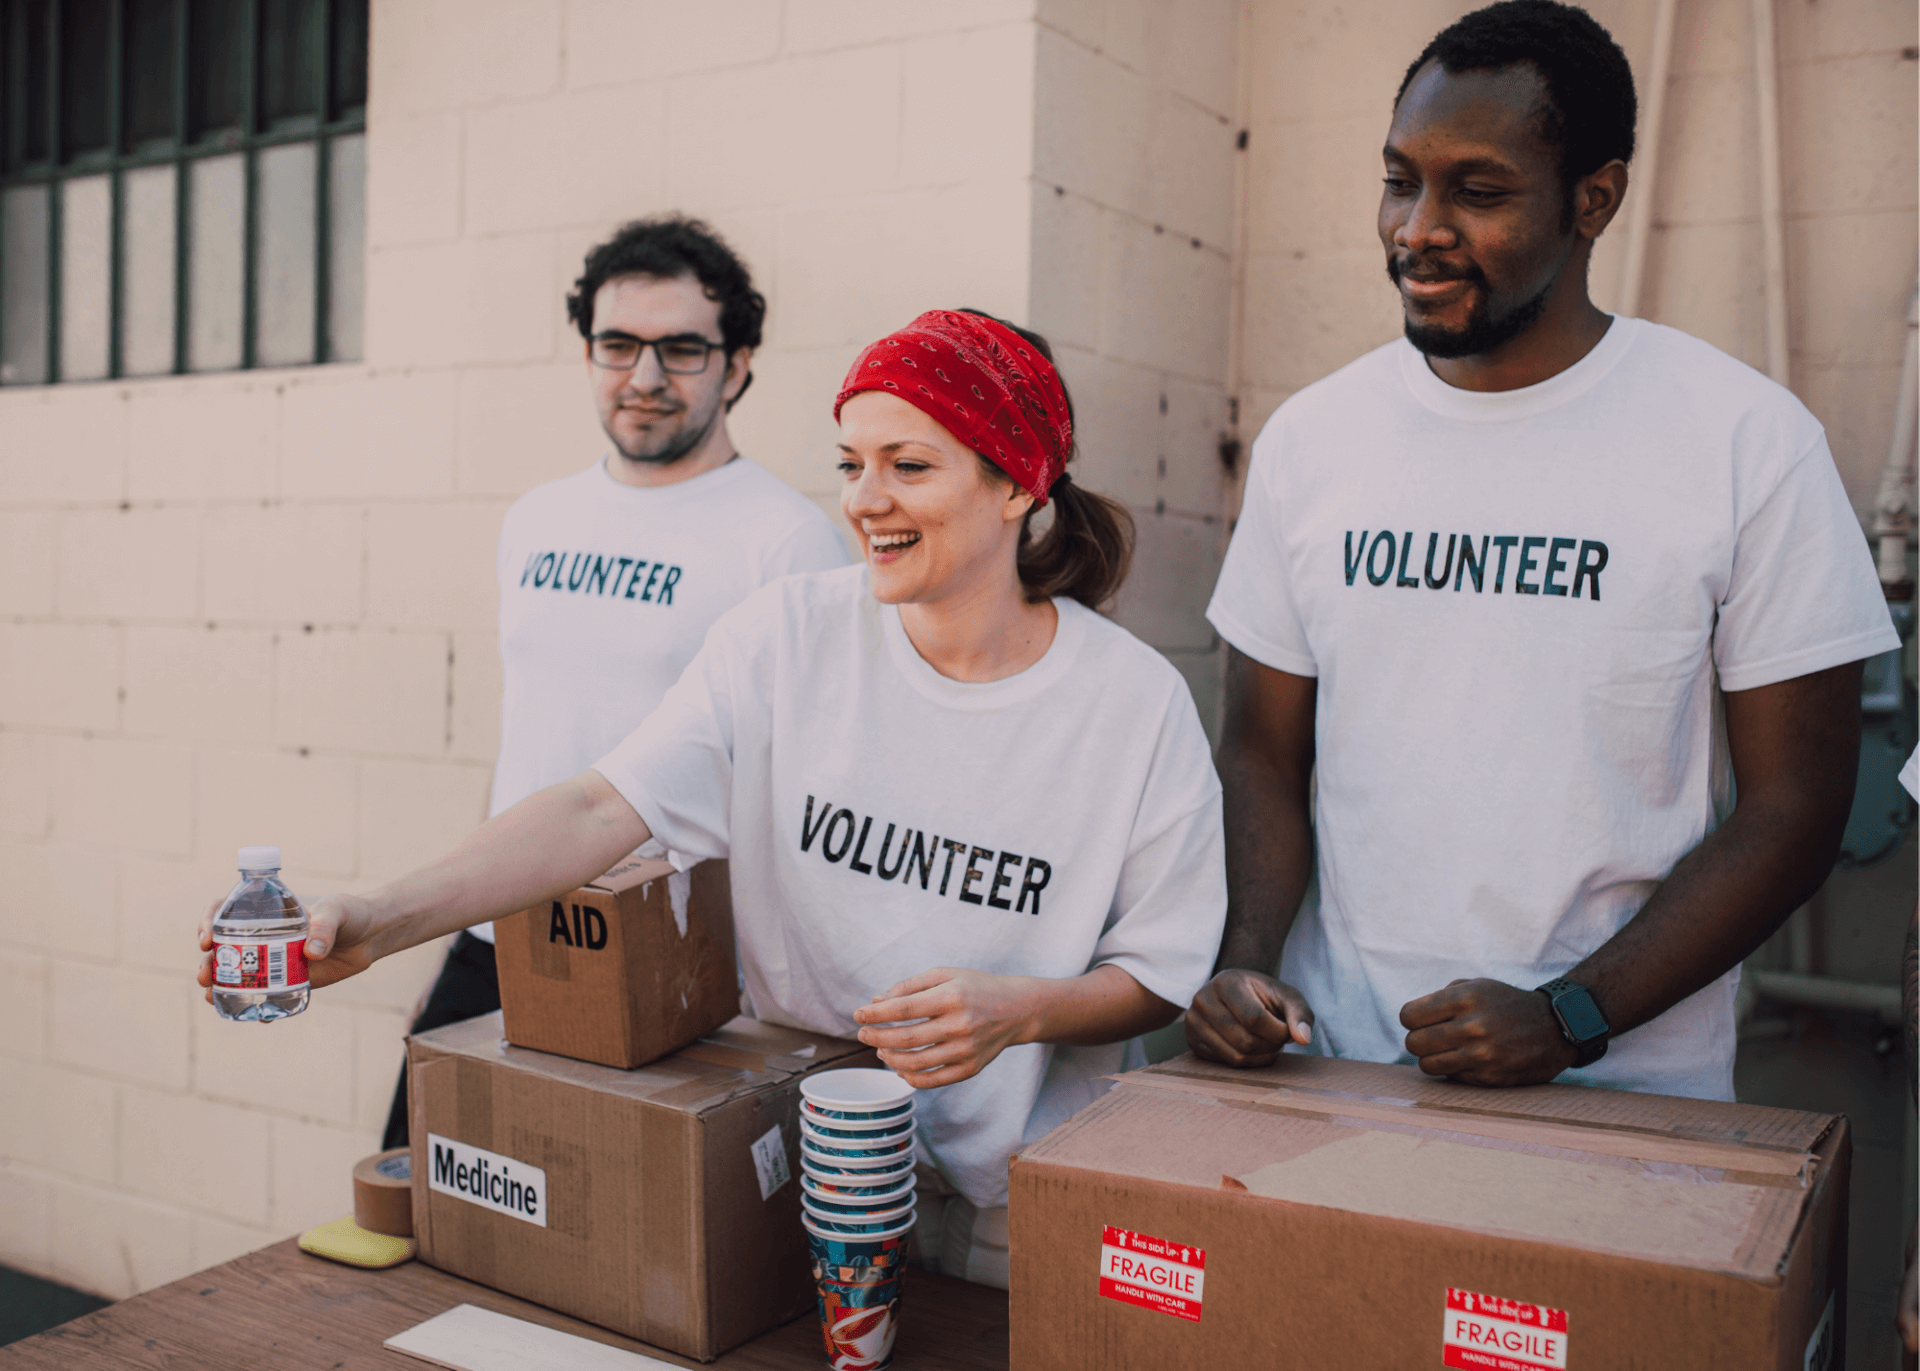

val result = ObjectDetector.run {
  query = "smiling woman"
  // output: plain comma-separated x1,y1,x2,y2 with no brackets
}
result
203,307,1228,1292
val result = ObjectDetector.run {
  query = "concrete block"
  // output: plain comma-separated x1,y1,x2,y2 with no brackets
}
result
1036,0,1105,51
725,345,865,496
0,511,56,613
666,46,902,211
0,730,54,841
49,961,190,1091
366,112,462,248
1146,95,1238,250
565,0,781,87
1642,219,1767,374
1245,110,1391,256
1796,362,1903,507
51,735,194,856
1652,71,1757,230
1052,347,1164,507
202,503,366,626
1163,646,1223,746
194,999,357,1128
1776,0,1917,59
1098,215,1232,382
118,853,232,975
464,87,669,238
455,363,604,497
448,630,502,764
278,369,459,500
194,1215,275,1268
270,1117,383,1234
49,1180,199,1298
1029,188,1107,354
120,1084,269,1223
1668,0,1761,77
1110,507,1222,652
369,0,562,116
315,933,450,1014
56,506,203,621
0,1061,49,1165
1153,0,1239,118
276,628,449,759
773,181,1032,351
1783,55,1920,218
0,840,70,953
1789,211,1916,371
901,26,1038,188
365,501,507,632
783,0,1033,52
1245,0,1453,127
123,625,274,743
1240,247,1402,393
0,1168,52,1272
5,1063,116,1184
124,378,278,503
195,747,359,877
364,236,559,369
1034,31,1155,221
1161,373,1232,514
353,1005,410,1134
357,759,491,881
0,951,48,1061
0,386,127,506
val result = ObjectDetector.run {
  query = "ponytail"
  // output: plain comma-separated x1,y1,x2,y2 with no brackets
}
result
957,308,1137,612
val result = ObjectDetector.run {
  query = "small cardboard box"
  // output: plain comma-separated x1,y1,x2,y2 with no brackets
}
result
1011,1053,1849,1370
408,1012,880,1361
494,855,738,1069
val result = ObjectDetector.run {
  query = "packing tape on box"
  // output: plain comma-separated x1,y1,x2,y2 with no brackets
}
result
352,1148,414,1237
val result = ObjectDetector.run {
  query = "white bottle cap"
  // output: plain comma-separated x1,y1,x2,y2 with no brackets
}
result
237,845,282,871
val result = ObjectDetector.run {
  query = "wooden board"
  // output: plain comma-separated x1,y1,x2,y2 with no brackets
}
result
388,1304,684,1371
0,1239,1009,1370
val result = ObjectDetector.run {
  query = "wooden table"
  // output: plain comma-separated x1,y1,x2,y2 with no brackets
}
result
0,1240,1009,1370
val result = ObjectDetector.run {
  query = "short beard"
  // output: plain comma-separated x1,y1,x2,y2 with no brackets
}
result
1389,256,1557,360
606,392,722,468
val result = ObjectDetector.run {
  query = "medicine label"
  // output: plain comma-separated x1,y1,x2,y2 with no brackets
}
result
1098,1226,1204,1322
427,1134,548,1227
1443,1288,1568,1371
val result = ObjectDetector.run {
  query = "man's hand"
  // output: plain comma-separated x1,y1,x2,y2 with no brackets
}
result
196,893,383,1004
1185,968,1314,1067
1399,979,1576,1086
852,968,1040,1089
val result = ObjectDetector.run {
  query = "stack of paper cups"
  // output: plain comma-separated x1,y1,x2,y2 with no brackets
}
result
798,1068,917,1370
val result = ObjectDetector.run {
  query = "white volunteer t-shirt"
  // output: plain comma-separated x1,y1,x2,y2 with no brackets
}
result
474,455,849,942
1208,317,1899,1101
593,566,1226,1207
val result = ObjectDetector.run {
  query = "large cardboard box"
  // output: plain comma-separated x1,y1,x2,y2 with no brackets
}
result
494,855,737,1069
1011,1053,1848,1370
408,1011,880,1361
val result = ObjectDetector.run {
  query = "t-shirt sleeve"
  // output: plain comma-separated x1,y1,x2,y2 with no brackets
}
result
761,509,853,583
590,606,759,862
1087,690,1227,1009
1900,748,1918,803
1714,433,1900,692
1206,419,1318,676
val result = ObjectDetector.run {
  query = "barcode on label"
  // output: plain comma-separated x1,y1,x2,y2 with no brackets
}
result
267,941,286,988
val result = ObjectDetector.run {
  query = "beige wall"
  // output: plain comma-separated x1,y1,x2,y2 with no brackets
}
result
1,0,1912,1302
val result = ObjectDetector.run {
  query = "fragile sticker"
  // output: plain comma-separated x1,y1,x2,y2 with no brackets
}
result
1099,1226,1204,1322
751,1123,791,1200
1443,1288,1568,1371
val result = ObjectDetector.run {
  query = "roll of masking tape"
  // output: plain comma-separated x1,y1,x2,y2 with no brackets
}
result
352,1148,414,1237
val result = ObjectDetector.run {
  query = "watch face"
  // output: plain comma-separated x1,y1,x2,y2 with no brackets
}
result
1555,989,1609,1042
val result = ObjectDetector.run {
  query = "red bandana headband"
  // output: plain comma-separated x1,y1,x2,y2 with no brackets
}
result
833,310,1073,505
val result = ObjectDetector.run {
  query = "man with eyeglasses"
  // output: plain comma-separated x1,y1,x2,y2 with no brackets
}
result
381,215,848,1149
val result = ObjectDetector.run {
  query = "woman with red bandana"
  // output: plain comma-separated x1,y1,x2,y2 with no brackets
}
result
198,310,1227,1287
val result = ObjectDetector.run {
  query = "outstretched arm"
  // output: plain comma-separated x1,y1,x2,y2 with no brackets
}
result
1401,660,1863,1085
198,770,650,995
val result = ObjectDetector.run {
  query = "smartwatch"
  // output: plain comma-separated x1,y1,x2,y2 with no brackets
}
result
1535,978,1610,1068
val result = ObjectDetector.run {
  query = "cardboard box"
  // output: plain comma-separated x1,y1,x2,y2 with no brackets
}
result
1010,1054,1849,1370
494,855,738,1069
408,1011,881,1361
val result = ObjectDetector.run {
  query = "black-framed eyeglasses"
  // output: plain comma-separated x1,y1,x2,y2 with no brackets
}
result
589,332,727,374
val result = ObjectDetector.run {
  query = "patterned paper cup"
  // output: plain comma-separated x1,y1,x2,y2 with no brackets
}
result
803,1100,916,1130
800,1123,915,1160
803,1114,917,1142
801,1142,917,1174
803,1197,918,1230
800,1068,916,1119
801,1174,918,1208
802,1157,917,1189
805,1215,914,1370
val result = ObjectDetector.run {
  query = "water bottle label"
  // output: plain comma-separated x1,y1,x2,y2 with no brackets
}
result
214,935,309,991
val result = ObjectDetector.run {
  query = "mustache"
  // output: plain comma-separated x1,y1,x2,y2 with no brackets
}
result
1387,255,1487,287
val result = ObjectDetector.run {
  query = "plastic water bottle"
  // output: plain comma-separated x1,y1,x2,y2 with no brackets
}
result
210,846,310,1023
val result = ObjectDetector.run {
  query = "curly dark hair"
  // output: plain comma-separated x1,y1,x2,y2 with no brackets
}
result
1396,1,1636,196
565,213,767,357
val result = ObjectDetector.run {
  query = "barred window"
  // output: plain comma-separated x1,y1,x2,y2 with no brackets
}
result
0,0,367,385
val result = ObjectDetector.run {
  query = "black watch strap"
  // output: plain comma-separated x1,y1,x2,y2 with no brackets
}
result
1535,977,1610,1068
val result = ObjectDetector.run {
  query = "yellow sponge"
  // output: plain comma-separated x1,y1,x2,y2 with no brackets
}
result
298,1214,417,1269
